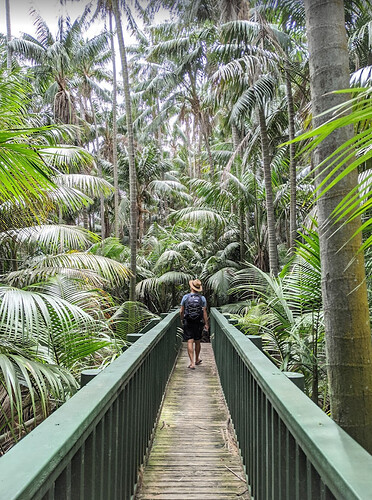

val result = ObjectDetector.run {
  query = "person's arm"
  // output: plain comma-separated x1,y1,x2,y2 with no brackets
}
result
180,305,185,322
203,307,209,330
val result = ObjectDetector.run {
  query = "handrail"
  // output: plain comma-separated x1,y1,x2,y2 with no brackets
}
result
0,310,181,500
211,308,372,500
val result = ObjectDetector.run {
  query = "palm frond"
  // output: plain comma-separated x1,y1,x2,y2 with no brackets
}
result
35,253,131,286
0,225,99,253
55,174,114,197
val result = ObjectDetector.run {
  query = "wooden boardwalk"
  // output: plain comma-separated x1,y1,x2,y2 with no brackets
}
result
135,343,250,500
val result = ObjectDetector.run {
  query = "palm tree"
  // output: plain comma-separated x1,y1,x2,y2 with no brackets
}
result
10,10,91,125
146,22,217,180
0,66,133,452
304,0,372,452
230,233,326,405
73,31,112,237
109,11,121,239
110,0,138,301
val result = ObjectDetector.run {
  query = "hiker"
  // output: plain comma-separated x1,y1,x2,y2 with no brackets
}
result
180,279,209,369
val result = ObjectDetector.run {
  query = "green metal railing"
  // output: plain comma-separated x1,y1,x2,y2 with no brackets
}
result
211,308,372,500
0,310,181,500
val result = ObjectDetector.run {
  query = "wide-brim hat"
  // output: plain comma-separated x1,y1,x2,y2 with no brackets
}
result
189,279,203,292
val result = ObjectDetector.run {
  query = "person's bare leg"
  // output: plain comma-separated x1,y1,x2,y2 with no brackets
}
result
195,340,201,364
187,339,195,368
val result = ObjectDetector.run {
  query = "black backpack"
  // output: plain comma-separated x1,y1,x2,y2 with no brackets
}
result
185,293,203,322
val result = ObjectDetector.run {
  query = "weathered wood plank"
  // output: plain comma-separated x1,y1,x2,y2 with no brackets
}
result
135,344,251,500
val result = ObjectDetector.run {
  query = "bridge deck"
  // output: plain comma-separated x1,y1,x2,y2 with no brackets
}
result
135,343,250,500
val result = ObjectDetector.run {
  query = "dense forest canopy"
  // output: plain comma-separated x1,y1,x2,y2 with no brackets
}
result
1,0,372,453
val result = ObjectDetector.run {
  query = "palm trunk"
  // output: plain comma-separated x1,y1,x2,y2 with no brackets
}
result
231,124,241,172
5,0,11,71
258,105,278,276
112,0,137,301
11,242,17,272
82,208,89,230
203,131,214,181
196,125,202,178
232,124,245,261
311,312,319,404
109,12,120,240
201,115,214,180
305,0,372,452
185,117,193,178
89,95,105,239
285,66,297,254
239,205,245,262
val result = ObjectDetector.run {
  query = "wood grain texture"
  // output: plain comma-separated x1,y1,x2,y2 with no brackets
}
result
135,343,251,500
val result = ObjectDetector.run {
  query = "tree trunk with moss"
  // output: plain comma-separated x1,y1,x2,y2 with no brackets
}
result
305,0,372,452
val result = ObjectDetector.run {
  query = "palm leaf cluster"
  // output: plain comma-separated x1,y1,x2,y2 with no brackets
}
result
0,68,133,453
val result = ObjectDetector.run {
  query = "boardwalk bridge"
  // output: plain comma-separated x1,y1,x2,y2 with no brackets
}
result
1,309,372,500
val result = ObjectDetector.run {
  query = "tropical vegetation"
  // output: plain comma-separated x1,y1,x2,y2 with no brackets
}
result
1,0,372,452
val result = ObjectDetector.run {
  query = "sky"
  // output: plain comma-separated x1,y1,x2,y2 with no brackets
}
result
0,0,169,40
0,0,95,37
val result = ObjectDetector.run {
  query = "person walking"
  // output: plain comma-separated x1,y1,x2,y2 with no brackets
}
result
180,279,209,369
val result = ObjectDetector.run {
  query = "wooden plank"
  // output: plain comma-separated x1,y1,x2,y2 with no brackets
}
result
135,344,251,500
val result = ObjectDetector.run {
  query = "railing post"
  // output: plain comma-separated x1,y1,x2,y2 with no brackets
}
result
246,335,262,351
283,372,305,392
127,333,143,344
227,318,263,351
80,368,103,388
211,307,372,500
139,318,160,334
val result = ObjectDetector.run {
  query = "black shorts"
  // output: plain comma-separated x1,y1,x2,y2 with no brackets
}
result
183,320,203,341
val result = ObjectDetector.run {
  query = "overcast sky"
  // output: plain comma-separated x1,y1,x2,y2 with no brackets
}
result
0,1,169,40
0,0,94,37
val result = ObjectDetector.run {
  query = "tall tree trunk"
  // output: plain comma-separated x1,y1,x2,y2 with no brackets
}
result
201,115,214,180
232,124,245,261
258,105,278,276
203,130,214,181
239,205,245,262
109,11,120,240
82,208,89,230
285,66,297,254
185,117,193,178
5,0,11,71
112,0,137,300
11,242,18,272
305,0,372,452
89,95,105,239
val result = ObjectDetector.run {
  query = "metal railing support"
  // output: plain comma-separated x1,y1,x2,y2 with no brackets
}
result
212,307,372,500
80,368,103,388
127,333,143,343
284,371,305,391
0,311,181,500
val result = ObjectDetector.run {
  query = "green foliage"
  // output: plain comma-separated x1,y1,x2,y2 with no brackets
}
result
230,233,326,405
2,0,372,450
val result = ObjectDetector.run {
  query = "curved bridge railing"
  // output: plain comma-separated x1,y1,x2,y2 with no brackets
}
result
211,307,372,500
0,310,181,500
